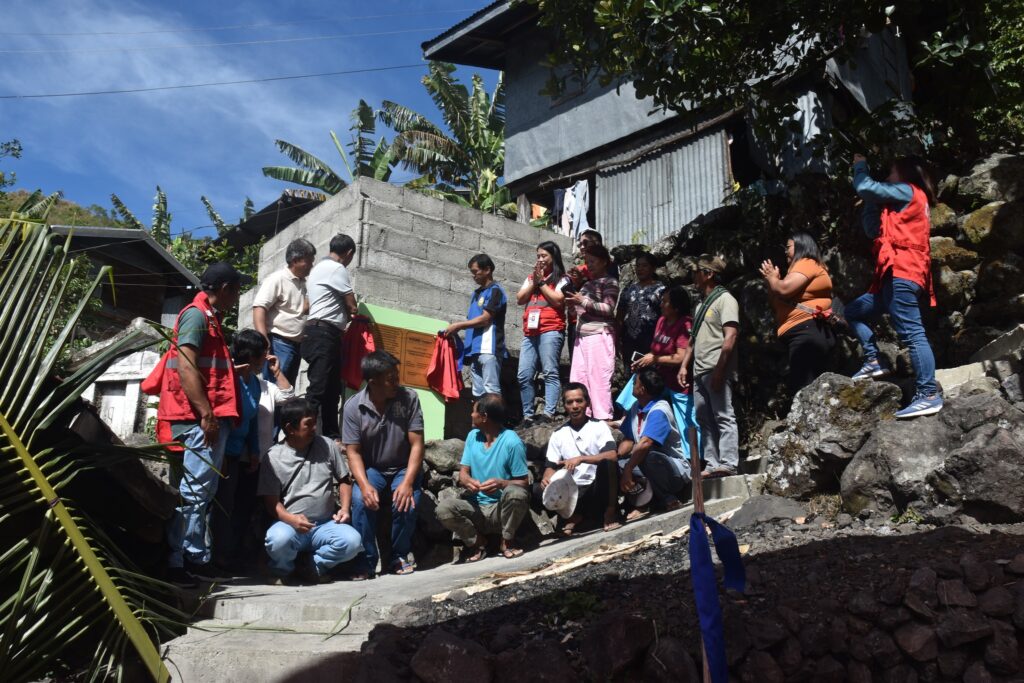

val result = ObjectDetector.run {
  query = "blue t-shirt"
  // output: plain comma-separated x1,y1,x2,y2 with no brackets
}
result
621,399,689,476
463,282,507,359
460,428,528,505
225,374,260,458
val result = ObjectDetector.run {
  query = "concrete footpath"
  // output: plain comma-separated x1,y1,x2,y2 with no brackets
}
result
162,474,763,682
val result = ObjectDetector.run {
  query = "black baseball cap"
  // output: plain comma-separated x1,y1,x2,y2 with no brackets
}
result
200,262,252,290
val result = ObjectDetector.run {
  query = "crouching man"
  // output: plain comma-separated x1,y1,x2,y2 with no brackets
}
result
539,383,621,535
437,394,530,561
618,370,691,520
259,398,362,584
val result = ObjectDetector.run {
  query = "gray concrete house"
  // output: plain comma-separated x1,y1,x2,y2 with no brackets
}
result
423,1,914,247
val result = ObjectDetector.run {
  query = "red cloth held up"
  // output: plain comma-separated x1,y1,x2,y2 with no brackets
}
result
426,334,464,402
342,315,376,390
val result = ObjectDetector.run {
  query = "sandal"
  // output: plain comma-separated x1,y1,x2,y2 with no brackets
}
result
560,514,583,537
462,546,487,563
603,510,622,532
389,558,415,575
501,544,525,559
625,507,650,523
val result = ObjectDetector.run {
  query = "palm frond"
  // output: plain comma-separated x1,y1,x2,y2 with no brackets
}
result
109,194,145,231
378,101,443,136
330,130,354,183
272,140,339,177
422,61,471,142
241,197,255,222
0,216,179,682
151,187,172,247
200,196,231,235
261,166,346,195
488,71,506,130
16,191,63,221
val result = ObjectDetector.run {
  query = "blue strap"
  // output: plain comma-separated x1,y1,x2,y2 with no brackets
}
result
689,513,745,683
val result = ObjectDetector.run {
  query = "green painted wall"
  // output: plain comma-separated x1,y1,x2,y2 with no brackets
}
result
352,302,447,441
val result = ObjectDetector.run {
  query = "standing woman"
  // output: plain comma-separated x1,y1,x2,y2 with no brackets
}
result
845,154,941,419
616,252,665,367
566,244,619,420
631,285,696,455
517,241,570,423
759,233,836,394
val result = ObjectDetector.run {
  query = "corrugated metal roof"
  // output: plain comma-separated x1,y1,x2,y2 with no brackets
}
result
596,129,730,248
421,1,508,53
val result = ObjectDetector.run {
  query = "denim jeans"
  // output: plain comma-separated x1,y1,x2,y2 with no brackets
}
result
264,519,362,576
469,353,501,397
517,330,564,417
264,334,301,386
638,450,691,507
350,468,421,573
845,273,938,396
167,420,231,568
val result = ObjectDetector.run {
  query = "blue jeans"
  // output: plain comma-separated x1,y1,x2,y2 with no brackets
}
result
264,519,362,576
469,353,501,397
264,334,301,386
351,468,421,573
517,331,564,417
845,274,937,396
167,421,231,568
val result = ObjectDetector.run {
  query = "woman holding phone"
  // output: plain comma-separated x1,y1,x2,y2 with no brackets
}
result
516,241,570,424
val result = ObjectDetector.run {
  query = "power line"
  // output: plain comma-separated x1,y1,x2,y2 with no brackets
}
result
0,26,446,54
0,8,477,37
0,63,427,99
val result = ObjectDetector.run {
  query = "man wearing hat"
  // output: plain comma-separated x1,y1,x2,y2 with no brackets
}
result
539,382,621,534
158,262,249,586
678,254,740,478
436,394,530,561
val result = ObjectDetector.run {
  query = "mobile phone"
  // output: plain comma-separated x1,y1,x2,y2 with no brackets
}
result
631,351,645,363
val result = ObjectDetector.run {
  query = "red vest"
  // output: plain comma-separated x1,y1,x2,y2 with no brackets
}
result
871,185,936,306
156,292,239,424
523,273,567,336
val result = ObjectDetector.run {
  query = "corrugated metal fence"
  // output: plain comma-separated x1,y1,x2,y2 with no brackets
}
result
596,128,730,247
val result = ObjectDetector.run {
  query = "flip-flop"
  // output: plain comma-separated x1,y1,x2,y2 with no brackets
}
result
501,546,525,559
625,508,650,523
603,520,623,532
463,547,487,563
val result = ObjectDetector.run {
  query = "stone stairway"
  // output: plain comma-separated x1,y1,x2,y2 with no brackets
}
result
162,473,764,682
240,179,573,354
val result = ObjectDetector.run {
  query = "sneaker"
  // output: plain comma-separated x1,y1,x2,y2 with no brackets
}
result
894,394,943,419
852,359,892,381
184,560,233,582
166,567,199,588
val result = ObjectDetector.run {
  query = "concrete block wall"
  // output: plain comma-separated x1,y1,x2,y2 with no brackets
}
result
241,178,573,354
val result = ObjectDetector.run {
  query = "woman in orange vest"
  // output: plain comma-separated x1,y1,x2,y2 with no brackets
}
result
516,241,570,424
846,154,941,419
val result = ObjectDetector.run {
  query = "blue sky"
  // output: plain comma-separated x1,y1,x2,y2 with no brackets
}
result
0,0,496,237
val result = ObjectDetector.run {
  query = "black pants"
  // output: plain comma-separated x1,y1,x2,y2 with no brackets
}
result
779,318,835,394
533,459,619,523
300,323,343,439
211,456,260,567
619,330,655,368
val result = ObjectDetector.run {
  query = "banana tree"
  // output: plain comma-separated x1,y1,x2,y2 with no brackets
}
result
262,99,396,195
0,214,182,681
379,62,515,217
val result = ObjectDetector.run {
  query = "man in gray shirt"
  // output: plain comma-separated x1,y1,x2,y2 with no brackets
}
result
343,351,425,578
300,233,358,440
259,398,362,583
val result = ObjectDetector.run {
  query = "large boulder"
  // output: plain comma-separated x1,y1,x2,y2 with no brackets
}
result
424,438,464,474
764,373,902,498
934,266,977,310
977,252,1024,298
929,203,959,236
962,200,1024,254
957,153,1024,204
841,393,1024,520
929,236,979,270
514,420,561,462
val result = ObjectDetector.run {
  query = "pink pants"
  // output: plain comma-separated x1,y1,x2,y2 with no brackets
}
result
570,330,616,419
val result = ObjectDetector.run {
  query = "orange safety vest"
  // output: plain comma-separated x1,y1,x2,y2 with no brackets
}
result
871,185,937,306
155,292,240,426
522,273,567,336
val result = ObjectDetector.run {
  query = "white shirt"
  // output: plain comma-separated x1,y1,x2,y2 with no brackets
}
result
546,418,617,486
252,268,307,341
306,258,353,328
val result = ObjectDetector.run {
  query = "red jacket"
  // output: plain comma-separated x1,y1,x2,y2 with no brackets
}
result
156,292,239,424
523,273,567,336
871,185,936,306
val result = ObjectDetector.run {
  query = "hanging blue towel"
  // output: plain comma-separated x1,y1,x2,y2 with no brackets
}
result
689,512,745,683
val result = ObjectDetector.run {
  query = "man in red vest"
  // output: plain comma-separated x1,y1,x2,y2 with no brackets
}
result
162,262,247,586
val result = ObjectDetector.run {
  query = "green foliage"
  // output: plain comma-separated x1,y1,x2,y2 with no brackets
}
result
380,62,516,217
0,216,181,682
263,99,397,194
0,138,22,197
